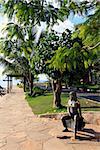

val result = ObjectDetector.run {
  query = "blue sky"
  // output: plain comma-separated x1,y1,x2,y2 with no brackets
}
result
69,14,86,25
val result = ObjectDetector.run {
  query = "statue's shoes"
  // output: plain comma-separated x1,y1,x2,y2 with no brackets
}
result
62,128,70,132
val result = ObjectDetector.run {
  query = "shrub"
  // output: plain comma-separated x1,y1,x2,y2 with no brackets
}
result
32,86,45,97
17,83,23,88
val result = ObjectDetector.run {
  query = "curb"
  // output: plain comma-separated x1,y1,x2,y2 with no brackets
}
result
38,112,100,126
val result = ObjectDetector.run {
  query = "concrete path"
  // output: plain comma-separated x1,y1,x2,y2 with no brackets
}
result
77,93,100,102
0,87,100,150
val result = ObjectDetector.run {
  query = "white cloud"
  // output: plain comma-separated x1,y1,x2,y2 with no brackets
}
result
46,0,60,8
35,19,74,44
35,22,47,43
0,15,8,38
52,19,74,33
38,74,48,82
0,66,4,78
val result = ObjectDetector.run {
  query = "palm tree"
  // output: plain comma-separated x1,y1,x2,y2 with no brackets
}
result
0,24,34,94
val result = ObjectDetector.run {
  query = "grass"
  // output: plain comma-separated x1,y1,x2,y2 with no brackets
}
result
26,93,100,115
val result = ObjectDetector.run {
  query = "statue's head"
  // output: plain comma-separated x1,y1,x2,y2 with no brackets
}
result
69,91,77,101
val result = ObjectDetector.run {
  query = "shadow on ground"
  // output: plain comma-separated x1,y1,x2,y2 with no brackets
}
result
57,128,100,142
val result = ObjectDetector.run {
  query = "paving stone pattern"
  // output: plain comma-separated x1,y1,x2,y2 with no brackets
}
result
0,87,100,150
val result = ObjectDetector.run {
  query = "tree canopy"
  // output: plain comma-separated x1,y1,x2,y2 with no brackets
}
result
0,0,99,107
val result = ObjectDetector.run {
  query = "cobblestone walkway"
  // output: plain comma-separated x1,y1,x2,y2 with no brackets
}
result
0,87,100,150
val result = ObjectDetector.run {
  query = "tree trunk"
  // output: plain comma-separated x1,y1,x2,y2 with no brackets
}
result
29,73,34,95
27,72,34,95
52,79,62,108
23,76,26,92
30,73,33,95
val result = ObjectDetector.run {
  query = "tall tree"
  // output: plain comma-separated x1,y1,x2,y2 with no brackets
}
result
0,36,34,92
0,0,98,99
72,1,100,83
34,30,88,107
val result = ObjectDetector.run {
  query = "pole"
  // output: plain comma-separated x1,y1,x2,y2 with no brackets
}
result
10,77,12,92
7,76,9,93
24,76,26,92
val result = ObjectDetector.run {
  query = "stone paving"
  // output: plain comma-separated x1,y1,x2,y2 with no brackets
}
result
0,87,100,150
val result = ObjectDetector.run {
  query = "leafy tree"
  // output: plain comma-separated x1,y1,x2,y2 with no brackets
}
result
34,29,89,107
1,0,61,94
74,3,100,49
35,9,99,106
0,36,34,92
72,1,100,84
0,0,98,103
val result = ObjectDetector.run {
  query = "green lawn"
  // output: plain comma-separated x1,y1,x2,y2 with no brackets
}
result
26,93,100,114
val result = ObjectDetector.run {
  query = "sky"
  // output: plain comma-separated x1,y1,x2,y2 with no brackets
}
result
0,1,87,87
